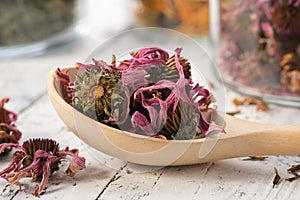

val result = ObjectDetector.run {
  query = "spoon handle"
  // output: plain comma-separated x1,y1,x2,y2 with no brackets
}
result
216,115,300,160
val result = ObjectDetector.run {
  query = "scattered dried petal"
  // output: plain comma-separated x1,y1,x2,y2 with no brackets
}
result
226,110,241,116
285,175,300,182
208,81,215,89
58,147,86,177
242,156,268,161
233,96,269,111
273,167,282,188
287,164,300,174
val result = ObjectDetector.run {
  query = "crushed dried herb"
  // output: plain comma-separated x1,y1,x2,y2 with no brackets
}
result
242,156,268,161
272,164,300,187
285,164,300,182
233,96,269,111
285,175,300,182
273,167,282,188
226,110,241,116
208,81,216,89
287,164,300,174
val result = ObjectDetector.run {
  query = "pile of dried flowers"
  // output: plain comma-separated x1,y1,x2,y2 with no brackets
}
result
55,47,223,140
220,0,300,95
0,98,86,196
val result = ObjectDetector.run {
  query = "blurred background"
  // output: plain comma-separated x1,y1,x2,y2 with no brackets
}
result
0,0,211,59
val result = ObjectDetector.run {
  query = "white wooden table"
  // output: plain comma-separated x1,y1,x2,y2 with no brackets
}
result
1,1,300,199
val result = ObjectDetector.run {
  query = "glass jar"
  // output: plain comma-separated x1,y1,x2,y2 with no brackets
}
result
0,0,85,59
133,0,209,36
214,0,300,106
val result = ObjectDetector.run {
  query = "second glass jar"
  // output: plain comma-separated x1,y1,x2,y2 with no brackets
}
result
215,0,300,105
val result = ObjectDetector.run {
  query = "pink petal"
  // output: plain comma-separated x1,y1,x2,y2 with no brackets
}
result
0,143,25,154
174,48,193,104
53,68,70,85
137,47,169,61
120,47,169,73
189,83,212,108
0,98,18,123
53,68,74,103
261,22,274,39
0,123,22,143
58,147,86,177
121,66,148,89
7,150,51,186
33,156,61,196
92,58,116,72
131,111,155,135
0,153,27,180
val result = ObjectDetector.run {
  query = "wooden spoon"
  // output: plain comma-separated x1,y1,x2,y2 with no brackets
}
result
47,67,300,166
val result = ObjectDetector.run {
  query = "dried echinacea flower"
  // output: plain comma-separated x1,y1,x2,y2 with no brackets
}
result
0,98,22,152
0,138,86,196
67,59,121,122
127,48,220,139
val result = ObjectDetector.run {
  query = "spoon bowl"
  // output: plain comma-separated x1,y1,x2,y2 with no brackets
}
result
47,67,300,166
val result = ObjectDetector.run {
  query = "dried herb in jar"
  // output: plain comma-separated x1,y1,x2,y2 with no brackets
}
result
220,0,300,96
0,0,76,46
